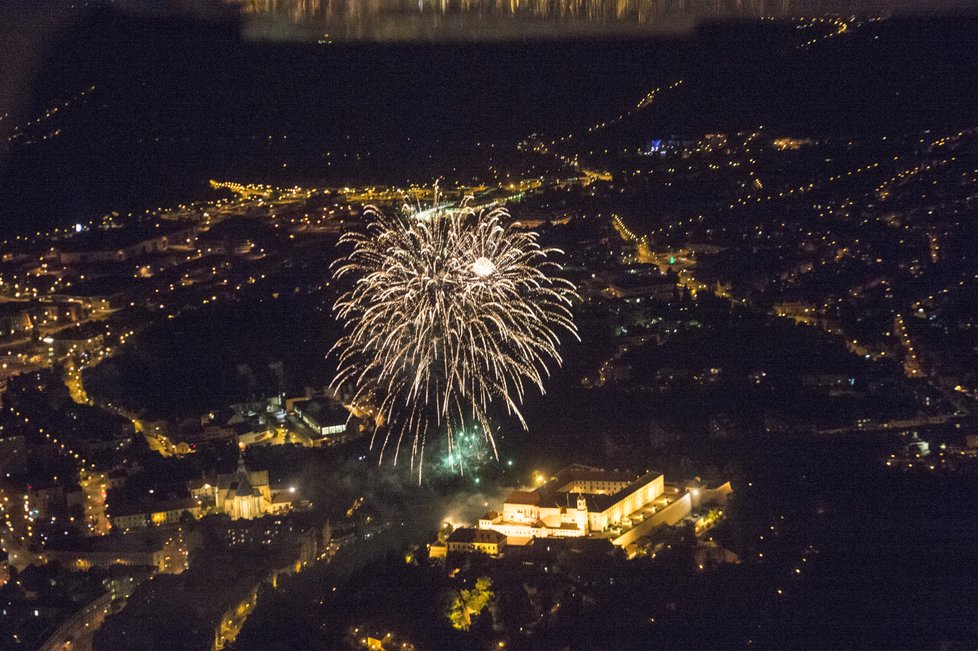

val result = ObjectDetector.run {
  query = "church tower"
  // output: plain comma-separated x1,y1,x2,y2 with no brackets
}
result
575,494,589,534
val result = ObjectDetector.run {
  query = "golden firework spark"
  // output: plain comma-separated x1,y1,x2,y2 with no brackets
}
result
332,198,578,479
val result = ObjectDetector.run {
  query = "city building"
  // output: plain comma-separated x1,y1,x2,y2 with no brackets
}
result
196,408,273,447
446,527,507,556
477,464,731,549
26,482,66,521
214,457,294,520
51,275,135,312
683,477,734,512
0,302,33,338
55,223,196,265
694,540,740,569
25,300,88,329
46,322,105,358
292,398,349,442
42,529,189,574
56,404,134,461
603,267,676,302
479,465,661,542
109,496,201,530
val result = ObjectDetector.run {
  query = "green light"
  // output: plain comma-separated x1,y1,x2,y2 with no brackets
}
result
668,255,675,265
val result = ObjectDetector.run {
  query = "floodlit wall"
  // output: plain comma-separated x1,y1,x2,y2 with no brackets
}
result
601,473,664,525
612,492,692,547
558,479,631,494
484,522,551,539
702,481,733,506
502,501,539,523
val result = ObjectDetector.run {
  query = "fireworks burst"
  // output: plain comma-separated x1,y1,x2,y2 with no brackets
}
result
331,198,578,479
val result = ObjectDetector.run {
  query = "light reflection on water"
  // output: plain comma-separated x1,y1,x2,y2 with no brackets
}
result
225,0,968,40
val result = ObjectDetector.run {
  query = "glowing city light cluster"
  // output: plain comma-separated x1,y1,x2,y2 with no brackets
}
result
874,158,954,202
4,406,97,472
548,79,684,146
758,14,882,50
332,199,578,478
728,161,882,208
5,85,97,146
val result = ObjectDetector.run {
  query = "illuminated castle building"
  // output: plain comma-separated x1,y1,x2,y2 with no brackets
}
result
478,464,731,548
478,465,660,541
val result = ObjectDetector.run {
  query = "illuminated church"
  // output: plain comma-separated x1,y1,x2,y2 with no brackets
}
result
214,457,292,520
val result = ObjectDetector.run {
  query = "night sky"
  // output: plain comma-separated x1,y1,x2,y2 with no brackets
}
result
3,4,978,234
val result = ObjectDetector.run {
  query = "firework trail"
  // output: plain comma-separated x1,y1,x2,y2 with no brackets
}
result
332,197,578,479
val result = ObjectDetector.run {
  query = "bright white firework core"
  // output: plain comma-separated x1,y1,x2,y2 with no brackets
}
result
471,256,496,277
331,198,579,481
